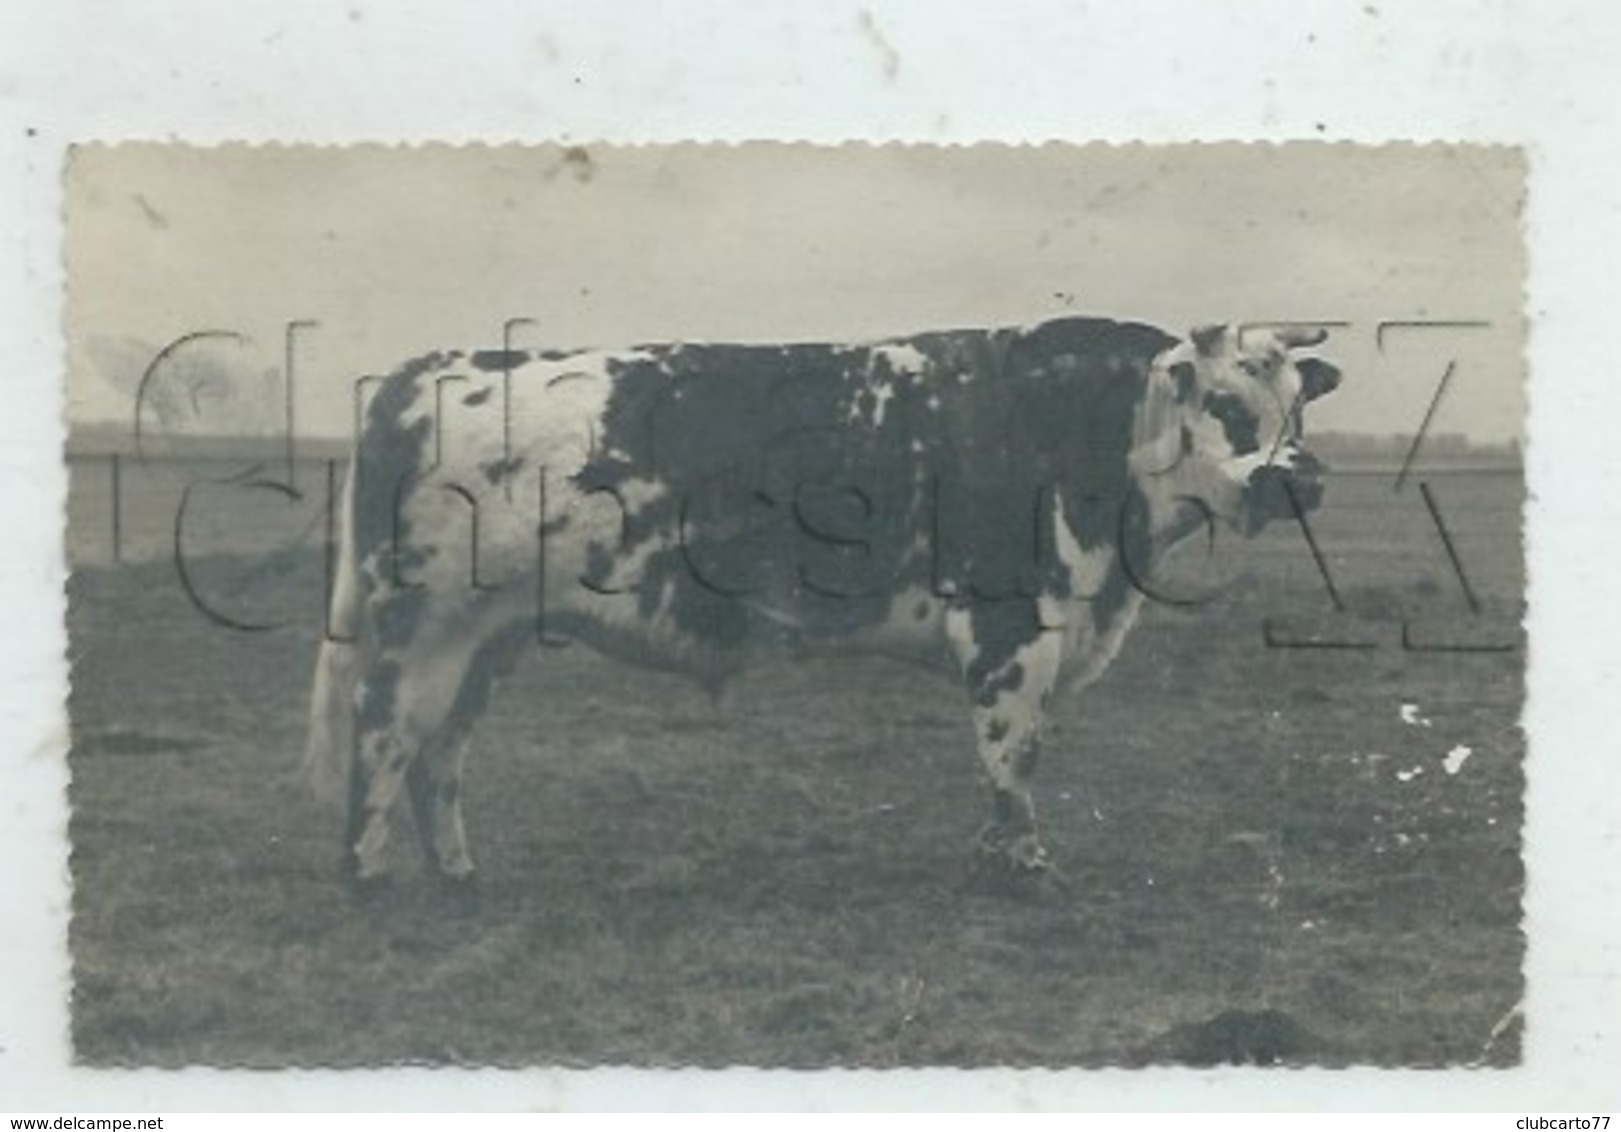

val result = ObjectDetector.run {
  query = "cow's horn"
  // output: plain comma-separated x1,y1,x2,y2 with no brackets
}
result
1190,324,1226,355
1276,326,1329,349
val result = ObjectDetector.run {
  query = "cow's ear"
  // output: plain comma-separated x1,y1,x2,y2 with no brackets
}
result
1297,357,1342,402
1169,360,1198,403
1190,324,1226,356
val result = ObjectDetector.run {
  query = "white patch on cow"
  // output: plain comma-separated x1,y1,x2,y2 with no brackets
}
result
845,382,894,428
873,343,929,376
1046,487,1140,691
869,382,896,427
1049,487,1113,608
1399,702,1432,727
868,584,938,639
846,346,925,428
1443,745,1473,775
943,605,977,671
356,351,611,591
1002,635,1062,719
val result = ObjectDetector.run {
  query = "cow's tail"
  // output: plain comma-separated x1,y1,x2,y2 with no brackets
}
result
303,456,364,804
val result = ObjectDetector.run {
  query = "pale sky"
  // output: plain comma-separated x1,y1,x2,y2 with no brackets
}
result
65,143,1526,441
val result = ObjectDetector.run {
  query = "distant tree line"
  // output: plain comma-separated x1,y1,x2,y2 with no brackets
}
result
1308,430,1522,467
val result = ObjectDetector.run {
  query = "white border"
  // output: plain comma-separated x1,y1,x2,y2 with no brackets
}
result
4,0,1619,1111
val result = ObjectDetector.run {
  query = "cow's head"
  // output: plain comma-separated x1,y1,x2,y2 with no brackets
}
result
1148,324,1342,536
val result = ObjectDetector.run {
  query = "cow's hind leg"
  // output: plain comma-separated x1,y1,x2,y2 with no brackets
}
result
347,598,515,893
949,604,1065,874
405,738,474,880
403,621,529,909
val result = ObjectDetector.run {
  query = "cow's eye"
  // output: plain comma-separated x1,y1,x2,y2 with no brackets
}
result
1203,391,1260,455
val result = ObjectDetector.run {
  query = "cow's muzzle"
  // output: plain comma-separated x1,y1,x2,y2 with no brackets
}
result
1244,448,1325,535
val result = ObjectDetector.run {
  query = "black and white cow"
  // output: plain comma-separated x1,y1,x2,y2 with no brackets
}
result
305,317,1340,893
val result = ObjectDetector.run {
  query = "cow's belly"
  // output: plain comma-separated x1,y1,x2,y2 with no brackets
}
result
546,555,955,688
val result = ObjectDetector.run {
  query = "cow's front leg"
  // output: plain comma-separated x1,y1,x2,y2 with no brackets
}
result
949,603,1065,873
971,704,1050,872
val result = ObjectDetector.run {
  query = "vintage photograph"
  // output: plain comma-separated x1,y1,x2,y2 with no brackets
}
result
62,143,1526,1067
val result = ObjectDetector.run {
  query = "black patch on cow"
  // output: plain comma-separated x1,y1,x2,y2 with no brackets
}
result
582,318,1174,652
592,342,915,646
462,386,494,406
447,618,531,735
1296,357,1341,402
967,603,1043,707
1203,391,1259,455
934,318,1175,569
1170,360,1198,403
1010,740,1040,780
912,600,930,621
985,718,1011,743
352,352,449,575
468,349,528,372
479,455,524,484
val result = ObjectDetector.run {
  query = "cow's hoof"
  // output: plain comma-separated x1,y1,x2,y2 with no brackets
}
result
1005,835,1052,874
436,871,483,917
965,827,1074,899
973,826,1052,874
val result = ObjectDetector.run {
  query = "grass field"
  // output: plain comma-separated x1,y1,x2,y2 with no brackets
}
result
65,457,1526,1067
